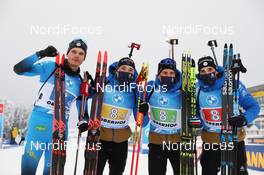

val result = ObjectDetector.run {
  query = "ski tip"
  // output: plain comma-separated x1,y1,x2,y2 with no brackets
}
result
188,51,192,57
98,50,102,61
230,43,233,48
61,54,65,64
191,59,195,66
104,51,108,60
182,51,186,58
224,43,228,48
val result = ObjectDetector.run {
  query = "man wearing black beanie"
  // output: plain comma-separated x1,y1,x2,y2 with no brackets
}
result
196,55,260,175
13,38,91,175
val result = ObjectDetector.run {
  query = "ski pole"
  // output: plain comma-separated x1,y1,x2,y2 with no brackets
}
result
130,99,139,175
166,39,179,60
231,53,247,175
130,63,149,175
208,40,219,66
74,72,90,175
135,77,148,175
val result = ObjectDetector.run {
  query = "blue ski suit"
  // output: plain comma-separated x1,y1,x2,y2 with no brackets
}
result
96,61,149,175
146,69,182,175
14,53,89,175
197,66,260,175
146,70,182,145
197,66,260,143
99,61,149,143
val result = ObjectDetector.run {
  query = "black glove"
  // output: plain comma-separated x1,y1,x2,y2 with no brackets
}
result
228,115,247,127
77,120,88,133
36,45,58,58
86,71,95,88
138,101,149,116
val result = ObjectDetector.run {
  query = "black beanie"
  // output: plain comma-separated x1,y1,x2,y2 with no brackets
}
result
67,39,88,59
117,57,135,69
198,56,216,72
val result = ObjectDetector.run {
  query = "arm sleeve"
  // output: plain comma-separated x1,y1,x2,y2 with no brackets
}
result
13,53,46,76
238,81,260,124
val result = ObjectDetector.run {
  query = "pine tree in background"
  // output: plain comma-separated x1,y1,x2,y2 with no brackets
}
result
0,99,31,141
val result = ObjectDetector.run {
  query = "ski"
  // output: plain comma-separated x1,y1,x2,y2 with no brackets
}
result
220,43,228,175
130,63,149,175
51,53,66,175
180,52,199,175
83,51,108,175
227,44,234,175
220,43,238,175
74,71,91,175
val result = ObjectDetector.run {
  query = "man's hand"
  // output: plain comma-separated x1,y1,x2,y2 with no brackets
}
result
36,45,58,58
228,115,247,127
77,120,88,133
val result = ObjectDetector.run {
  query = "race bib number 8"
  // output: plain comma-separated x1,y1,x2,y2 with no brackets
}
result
110,108,118,119
159,110,167,121
202,108,222,122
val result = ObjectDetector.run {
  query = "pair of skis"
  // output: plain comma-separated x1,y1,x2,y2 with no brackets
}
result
51,53,66,175
83,51,108,175
220,43,247,175
180,53,199,175
130,63,149,175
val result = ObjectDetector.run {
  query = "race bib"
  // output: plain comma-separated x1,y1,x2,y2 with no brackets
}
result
100,103,132,129
35,82,77,114
201,107,222,131
150,106,181,131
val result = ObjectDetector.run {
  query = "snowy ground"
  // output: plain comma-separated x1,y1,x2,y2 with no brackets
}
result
0,137,262,175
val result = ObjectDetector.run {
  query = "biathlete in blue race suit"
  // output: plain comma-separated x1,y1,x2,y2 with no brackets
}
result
196,56,260,175
14,39,91,175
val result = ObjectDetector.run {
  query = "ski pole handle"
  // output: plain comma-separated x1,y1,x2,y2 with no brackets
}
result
237,54,247,73
232,53,247,74
128,43,141,58
207,40,218,66
208,40,218,47
80,82,90,97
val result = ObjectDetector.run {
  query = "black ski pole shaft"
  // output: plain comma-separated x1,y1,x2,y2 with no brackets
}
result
167,39,178,60
208,40,218,66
